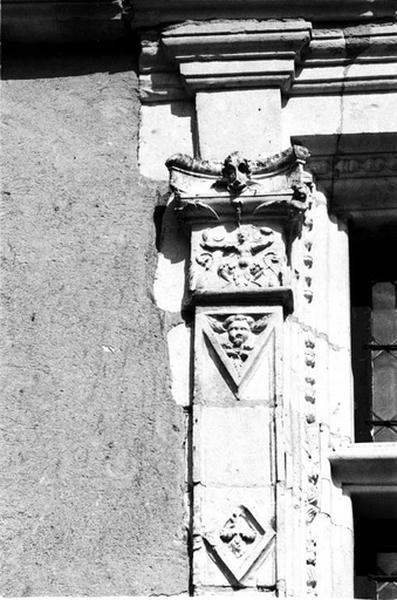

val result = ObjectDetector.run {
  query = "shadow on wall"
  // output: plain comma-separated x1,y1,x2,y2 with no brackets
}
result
2,37,140,80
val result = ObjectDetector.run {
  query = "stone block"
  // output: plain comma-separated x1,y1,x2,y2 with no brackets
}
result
139,101,195,179
196,89,282,160
193,406,274,487
193,487,276,589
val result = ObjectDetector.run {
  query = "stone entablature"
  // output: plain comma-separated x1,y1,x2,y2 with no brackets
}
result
295,133,397,219
140,21,397,102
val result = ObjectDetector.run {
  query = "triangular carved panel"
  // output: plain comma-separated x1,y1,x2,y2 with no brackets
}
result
202,312,275,397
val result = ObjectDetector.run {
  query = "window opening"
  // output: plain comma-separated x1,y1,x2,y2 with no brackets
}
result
354,517,397,599
350,228,397,442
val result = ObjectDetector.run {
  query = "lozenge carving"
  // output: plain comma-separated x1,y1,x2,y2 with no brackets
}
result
203,505,275,585
220,508,257,558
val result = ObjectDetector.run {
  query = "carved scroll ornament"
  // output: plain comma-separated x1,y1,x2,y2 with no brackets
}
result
193,225,286,293
166,145,313,222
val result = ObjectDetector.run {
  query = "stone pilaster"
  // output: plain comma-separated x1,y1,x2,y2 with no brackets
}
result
167,146,314,595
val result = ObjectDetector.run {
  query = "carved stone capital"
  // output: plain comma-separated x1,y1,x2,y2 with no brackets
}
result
166,145,312,226
166,145,312,312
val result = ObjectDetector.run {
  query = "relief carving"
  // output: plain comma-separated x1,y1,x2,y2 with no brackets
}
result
218,152,254,194
303,333,319,594
166,145,310,183
203,313,270,393
166,145,312,225
220,508,257,557
194,225,286,292
203,505,275,585
335,155,397,176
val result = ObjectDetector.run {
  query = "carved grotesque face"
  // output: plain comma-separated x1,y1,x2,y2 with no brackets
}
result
227,319,251,347
222,153,251,193
237,231,247,244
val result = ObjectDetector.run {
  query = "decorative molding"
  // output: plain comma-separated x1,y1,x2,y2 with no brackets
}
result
303,332,319,594
292,23,397,95
309,154,397,181
294,134,397,218
203,505,275,585
202,311,272,397
166,146,312,225
301,204,315,304
167,145,311,181
140,22,397,101
142,20,312,97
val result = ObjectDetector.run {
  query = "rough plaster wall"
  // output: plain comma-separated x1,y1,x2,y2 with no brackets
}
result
1,46,188,596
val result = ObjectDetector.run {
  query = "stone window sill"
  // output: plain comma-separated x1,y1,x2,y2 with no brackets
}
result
330,442,397,488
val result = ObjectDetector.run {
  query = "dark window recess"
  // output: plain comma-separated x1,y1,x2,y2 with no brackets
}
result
350,229,397,442
354,519,397,599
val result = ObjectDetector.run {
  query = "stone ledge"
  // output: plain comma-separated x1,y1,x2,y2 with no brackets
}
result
330,442,397,487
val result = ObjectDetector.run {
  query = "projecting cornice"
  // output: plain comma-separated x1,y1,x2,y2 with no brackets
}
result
140,21,397,102
293,23,397,94
161,20,312,93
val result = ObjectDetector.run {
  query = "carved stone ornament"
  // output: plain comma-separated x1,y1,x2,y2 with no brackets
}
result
203,505,275,586
166,145,313,226
203,312,271,396
193,224,287,293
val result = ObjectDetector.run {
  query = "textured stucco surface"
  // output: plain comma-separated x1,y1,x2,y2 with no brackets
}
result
1,46,188,596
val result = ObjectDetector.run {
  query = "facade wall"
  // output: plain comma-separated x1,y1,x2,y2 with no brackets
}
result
2,8,397,598
1,46,188,596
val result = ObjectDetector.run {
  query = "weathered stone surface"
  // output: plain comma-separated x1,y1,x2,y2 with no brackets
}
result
194,488,276,589
194,407,274,485
190,223,287,296
1,47,188,596
197,89,282,159
139,101,195,180
153,204,189,311
167,323,191,407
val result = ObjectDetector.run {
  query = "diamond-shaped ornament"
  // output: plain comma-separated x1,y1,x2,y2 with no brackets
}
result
203,505,275,585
